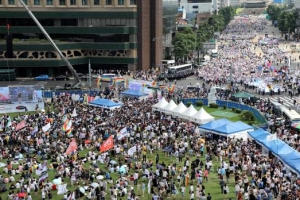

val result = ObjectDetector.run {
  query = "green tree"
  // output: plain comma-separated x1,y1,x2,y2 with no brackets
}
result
172,27,196,61
219,6,236,26
277,10,299,33
266,4,286,22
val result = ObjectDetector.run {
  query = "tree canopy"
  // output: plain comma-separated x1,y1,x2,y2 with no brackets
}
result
172,6,236,61
266,4,299,32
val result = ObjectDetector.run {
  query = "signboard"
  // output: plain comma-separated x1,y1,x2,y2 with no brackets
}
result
128,80,153,94
0,85,44,114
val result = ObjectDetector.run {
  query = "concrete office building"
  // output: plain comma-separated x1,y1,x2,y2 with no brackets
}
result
0,0,177,76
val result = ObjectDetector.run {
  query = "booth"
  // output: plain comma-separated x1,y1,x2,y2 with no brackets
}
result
89,98,122,110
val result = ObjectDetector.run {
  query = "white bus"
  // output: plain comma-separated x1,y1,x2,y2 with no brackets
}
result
162,60,175,68
281,107,300,123
168,64,193,74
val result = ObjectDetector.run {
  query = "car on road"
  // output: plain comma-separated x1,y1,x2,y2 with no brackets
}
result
52,75,70,81
34,74,49,81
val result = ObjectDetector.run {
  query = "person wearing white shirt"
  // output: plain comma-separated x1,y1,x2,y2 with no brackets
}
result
190,191,195,200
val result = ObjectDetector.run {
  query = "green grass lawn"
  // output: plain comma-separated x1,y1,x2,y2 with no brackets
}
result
0,105,256,199
0,148,237,200
196,106,260,125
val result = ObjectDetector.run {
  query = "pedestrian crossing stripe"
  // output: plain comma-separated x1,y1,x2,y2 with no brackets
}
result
264,96,295,107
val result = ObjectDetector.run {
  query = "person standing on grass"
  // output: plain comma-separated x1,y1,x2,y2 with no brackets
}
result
190,191,195,200
207,193,212,200
180,184,185,198
185,171,190,186
204,168,209,182
223,183,229,199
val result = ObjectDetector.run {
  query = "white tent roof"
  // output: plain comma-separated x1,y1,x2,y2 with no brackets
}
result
152,97,168,111
180,104,197,119
162,100,177,114
172,102,187,116
190,107,214,124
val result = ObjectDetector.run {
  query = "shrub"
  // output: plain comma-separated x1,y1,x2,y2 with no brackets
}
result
196,100,203,107
240,110,255,121
209,103,219,108
186,102,192,107
223,105,227,110
231,107,235,112
235,109,242,114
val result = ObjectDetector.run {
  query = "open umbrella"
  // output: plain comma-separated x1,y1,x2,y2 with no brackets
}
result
96,175,104,180
79,187,85,194
91,182,99,188
233,91,254,98
110,160,117,165
18,193,26,198
156,164,164,169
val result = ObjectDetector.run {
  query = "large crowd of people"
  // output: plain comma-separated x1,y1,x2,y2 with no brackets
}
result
0,14,300,200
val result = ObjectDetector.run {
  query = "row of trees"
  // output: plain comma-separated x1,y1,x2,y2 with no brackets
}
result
266,5,299,34
172,6,236,62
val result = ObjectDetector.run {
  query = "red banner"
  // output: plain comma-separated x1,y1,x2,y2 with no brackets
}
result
15,120,26,131
65,139,78,155
100,135,114,153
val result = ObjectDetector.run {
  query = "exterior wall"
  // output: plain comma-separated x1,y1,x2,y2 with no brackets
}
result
179,2,213,14
0,0,139,72
196,12,211,25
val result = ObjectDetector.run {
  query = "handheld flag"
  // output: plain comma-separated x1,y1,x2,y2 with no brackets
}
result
117,127,129,140
100,135,114,153
71,108,77,117
65,138,78,155
42,123,51,132
15,120,26,131
6,117,11,128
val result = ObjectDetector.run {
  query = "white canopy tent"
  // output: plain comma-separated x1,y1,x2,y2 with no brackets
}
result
172,102,187,117
180,105,197,120
190,107,214,124
152,97,168,111
162,100,177,114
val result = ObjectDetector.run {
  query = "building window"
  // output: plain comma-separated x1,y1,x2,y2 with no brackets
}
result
46,0,53,5
23,0,27,4
106,0,112,5
94,0,99,5
70,0,76,5
130,0,136,5
8,0,14,5
34,0,40,5
59,0,66,5
82,0,87,5
192,5,198,8
118,0,124,5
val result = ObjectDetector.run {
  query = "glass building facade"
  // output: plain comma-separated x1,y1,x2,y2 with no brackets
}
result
162,0,178,35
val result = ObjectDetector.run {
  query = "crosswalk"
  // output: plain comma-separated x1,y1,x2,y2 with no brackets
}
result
263,96,296,108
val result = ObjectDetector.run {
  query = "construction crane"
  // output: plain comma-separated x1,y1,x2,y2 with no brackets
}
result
18,0,82,88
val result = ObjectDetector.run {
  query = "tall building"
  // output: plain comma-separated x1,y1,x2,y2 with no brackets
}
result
0,0,176,76
179,0,214,23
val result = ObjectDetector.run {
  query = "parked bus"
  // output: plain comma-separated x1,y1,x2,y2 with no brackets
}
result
168,64,193,74
162,60,175,69
0,69,16,81
281,107,300,123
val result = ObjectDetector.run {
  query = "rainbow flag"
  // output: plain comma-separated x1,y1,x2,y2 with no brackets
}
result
66,128,73,137
62,119,69,132
167,85,175,92
96,77,101,86
101,77,111,82
114,77,124,83
152,81,157,87
110,78,115,86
